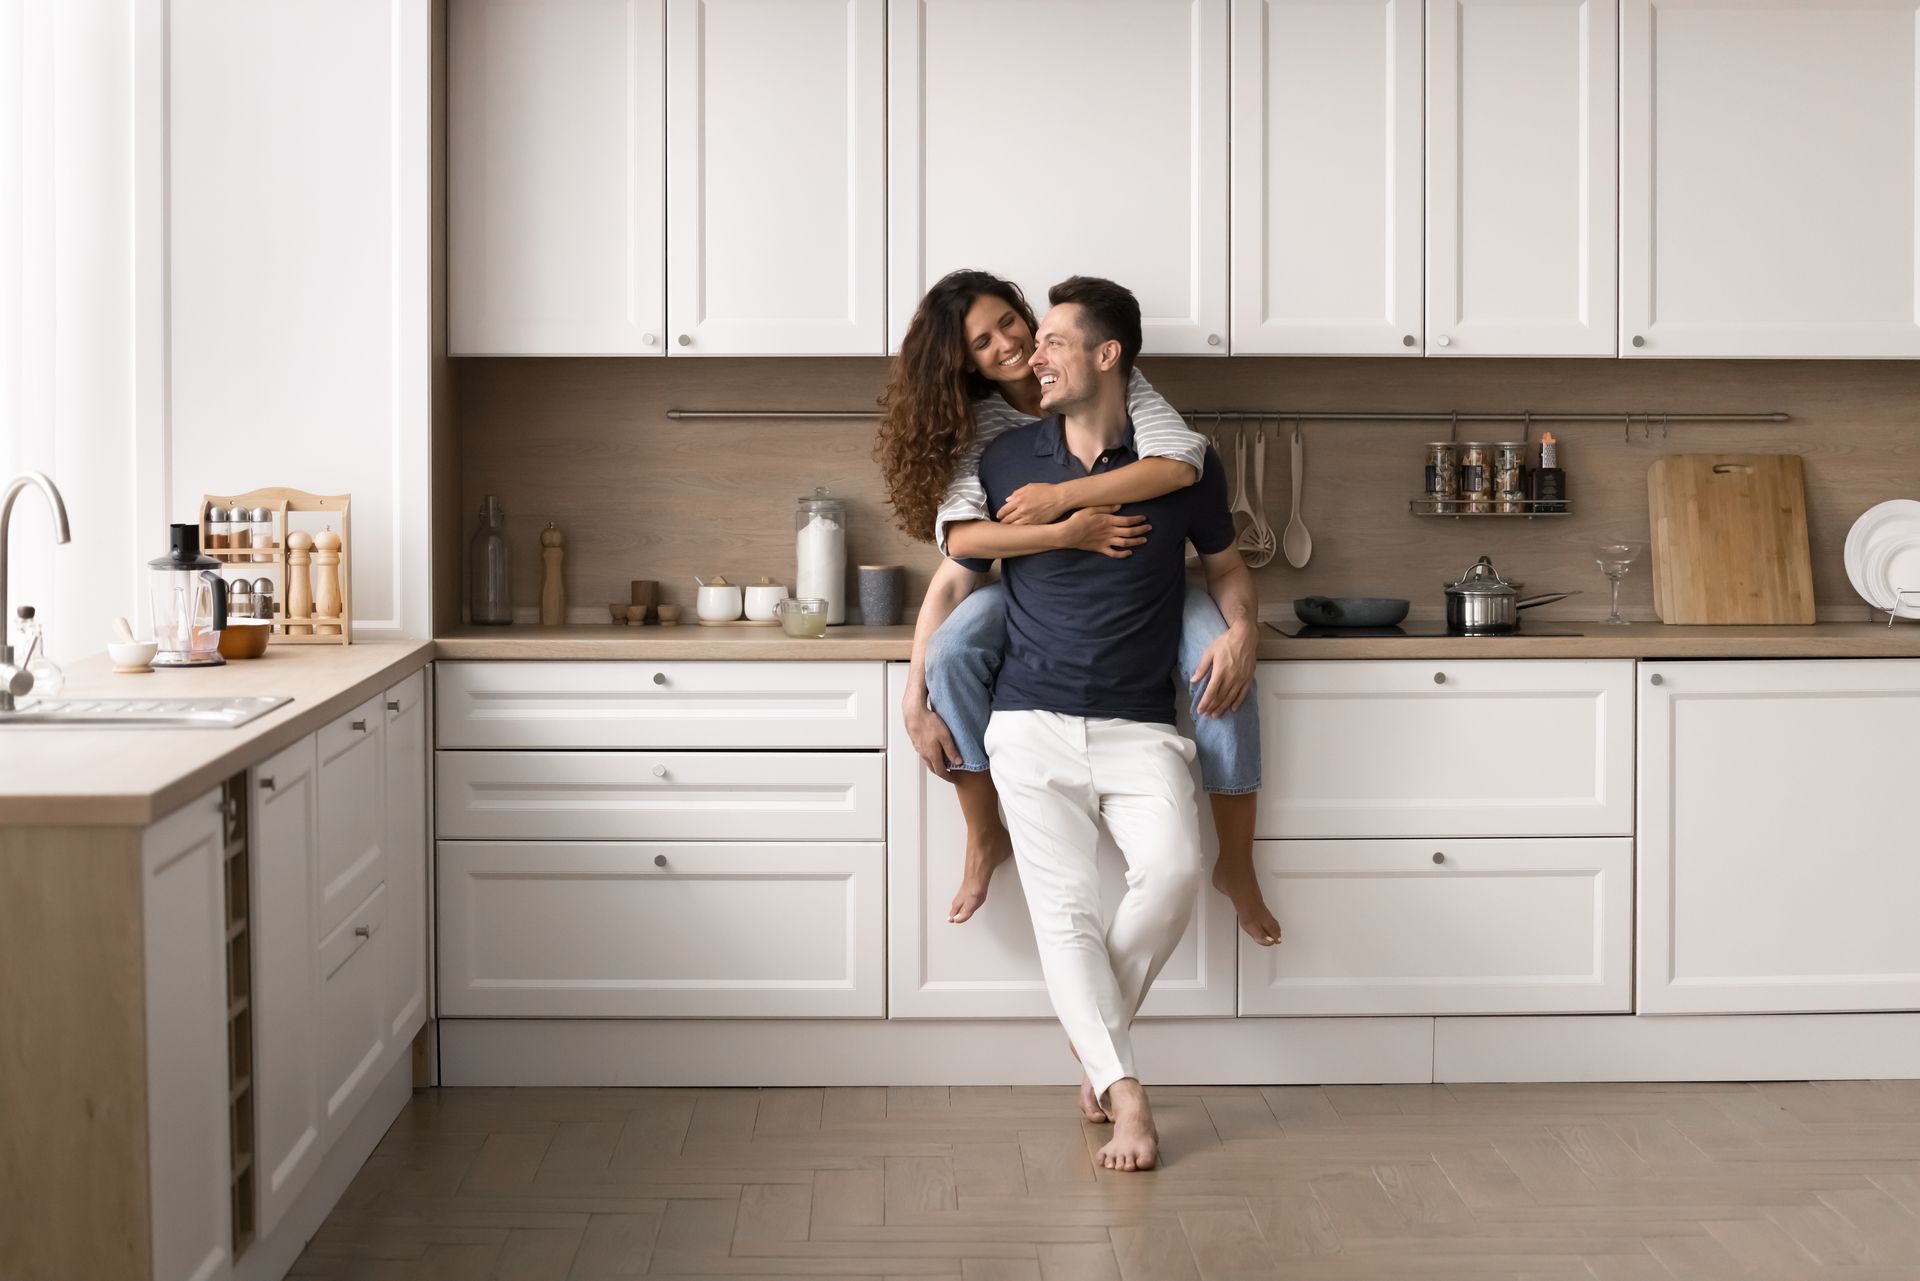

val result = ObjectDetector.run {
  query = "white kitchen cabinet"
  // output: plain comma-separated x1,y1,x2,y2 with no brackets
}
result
383,669,429,1046
1638,660,1920,1014
437,840,885,1017
250,736,322,1241
1230,0,1423,354
1426,0,1617,356
315,695,388,940
437,749,885,842
319,883,390,1145
665,0,885,354
1621,0,1920,358
449,0,667,355
142,791,232,1281
1239,837,1633,1016
887,0,1229,355
435,660,887,750
884,665,1237,1018
1256,660,1635,838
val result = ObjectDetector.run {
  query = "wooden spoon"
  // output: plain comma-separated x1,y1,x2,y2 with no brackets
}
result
1282,419,1313,568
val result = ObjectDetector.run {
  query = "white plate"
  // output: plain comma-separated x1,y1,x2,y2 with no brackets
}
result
1874,524,1920,617
1845,501,1920,608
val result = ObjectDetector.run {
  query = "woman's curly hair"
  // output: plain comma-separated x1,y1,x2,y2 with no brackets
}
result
875,270,1038,543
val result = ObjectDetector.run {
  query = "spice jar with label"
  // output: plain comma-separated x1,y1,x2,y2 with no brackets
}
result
1458,442,1493,513
1492,441,1528,513
1423,442,1460,513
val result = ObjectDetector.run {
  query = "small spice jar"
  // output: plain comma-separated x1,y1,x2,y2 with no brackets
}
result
1492,441,1529,513
207,502,230,550
1458,442,1493,513
1423,442,1460,513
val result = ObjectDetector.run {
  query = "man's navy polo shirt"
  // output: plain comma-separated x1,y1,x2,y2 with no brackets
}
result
952,414,1235,726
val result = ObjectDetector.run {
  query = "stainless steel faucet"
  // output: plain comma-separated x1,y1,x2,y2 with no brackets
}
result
0,471,73,713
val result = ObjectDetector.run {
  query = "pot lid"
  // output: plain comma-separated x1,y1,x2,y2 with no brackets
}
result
1446,555,1519,595
148,522,220,570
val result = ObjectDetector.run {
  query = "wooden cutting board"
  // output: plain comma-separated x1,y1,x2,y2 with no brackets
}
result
1647,454,1814,624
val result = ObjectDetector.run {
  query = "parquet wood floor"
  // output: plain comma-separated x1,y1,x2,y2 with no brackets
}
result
290,1081,1920,1279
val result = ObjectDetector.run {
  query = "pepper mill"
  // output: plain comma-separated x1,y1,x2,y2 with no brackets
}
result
540,522,566,626
284,530,314,635
311,527,343,635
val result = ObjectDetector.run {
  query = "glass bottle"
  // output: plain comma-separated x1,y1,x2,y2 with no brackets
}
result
13,606,64,701
469,494,513,625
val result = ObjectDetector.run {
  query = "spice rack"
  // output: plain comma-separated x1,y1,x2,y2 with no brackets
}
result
1410,499,1573,519
199,487,353,645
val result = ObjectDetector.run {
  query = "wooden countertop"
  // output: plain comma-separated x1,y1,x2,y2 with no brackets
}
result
0,640,432,828
435,621,1920,661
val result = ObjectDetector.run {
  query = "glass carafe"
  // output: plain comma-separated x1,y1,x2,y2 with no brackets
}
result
148,523,229,666
469,494,512,625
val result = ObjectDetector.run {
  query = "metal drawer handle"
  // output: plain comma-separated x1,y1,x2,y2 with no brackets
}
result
1433,672,1446,685
1432,851,1446,865
652,672,667,686
652,765,667,778
259,776,276,791
654,854,668,868
354,924,372,938
387,699,400,712
351,719,367,732
1650,673,1664,686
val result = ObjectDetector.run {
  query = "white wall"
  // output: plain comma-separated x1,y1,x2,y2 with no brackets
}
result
0,0,144,667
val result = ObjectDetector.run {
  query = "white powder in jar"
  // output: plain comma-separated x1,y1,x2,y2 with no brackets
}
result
795,510,846,623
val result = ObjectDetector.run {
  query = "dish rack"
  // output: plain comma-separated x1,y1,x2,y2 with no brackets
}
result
199,487,353,645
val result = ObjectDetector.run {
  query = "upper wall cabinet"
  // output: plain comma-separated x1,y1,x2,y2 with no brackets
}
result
1427,0,1617,357
666,0,886,354
887,0,1229,355
1622,0,1920,358
1231,0,1423,355
450,0,668,356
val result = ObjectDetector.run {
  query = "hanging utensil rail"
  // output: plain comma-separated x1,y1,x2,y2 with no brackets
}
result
665,408,1790,429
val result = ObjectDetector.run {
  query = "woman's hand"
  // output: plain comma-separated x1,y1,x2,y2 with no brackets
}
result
1191,622,1257,717
997,482,1071,525
1060,505,1150,558
904,695,963,779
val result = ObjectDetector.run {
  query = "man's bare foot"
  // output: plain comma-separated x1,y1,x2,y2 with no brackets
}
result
947,826,1014,924
1212,858,1282,946
1096,1079,1159,1172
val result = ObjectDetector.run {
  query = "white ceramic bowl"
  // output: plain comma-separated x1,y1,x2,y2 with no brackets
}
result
696,584,743,622
108,639,159,669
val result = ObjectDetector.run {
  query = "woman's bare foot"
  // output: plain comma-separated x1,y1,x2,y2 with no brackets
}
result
947,826,1013,923
1211,858,1282,946
1096,1079,1159,1172
1067,1042,1110,1122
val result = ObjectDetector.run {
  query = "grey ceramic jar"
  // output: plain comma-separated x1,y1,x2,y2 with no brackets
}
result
857,564,904,627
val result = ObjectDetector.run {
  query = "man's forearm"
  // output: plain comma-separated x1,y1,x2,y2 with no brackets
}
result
946,519,1063,560
1055,457,1197,509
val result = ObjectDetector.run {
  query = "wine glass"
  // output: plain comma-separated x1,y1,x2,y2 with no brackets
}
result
1595,543,1641,626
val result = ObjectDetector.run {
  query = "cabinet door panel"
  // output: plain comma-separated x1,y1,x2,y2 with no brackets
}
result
437,841,884,1016
666,0,885,353
316,695,387,938
884,666,1237,1018
251,736,322,1239
450,0,666,354
888,0,1228,354
1622,0,1920,357
384,671,429,1045
143,794,232,1281
1240,837,1632,1015
320,884,389,1144
1257,661,1635,838
1231,0,1423,354
1427,0,1616,356
1638,660,1920,1012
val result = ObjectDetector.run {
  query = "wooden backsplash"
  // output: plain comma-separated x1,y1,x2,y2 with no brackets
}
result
449,357,1920,628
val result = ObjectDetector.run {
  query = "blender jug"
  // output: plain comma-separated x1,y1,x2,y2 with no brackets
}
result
149,523,229,667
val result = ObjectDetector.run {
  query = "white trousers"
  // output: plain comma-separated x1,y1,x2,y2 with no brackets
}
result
984,710,1204,1102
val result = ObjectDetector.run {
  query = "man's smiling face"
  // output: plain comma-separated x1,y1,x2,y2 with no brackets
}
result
1030,303,1105,413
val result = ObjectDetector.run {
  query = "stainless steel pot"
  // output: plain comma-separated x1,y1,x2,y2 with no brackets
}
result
1443,555,1576,634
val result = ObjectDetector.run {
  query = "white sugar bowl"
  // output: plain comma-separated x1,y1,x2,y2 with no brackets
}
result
695,575,744,622
744,578,789,621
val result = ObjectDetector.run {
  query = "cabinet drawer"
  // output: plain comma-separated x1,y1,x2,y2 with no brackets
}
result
435,661,886,749
1239,838,1632,1016
437,750,884,841
436,841,883,1017
1256,660,1634,837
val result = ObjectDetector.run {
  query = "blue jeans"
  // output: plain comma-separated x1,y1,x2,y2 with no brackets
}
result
923,582,1262,794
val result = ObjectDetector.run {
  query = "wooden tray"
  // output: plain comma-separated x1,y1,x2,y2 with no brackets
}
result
1648,455,1813,624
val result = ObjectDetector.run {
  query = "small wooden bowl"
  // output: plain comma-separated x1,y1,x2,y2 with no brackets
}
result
217,620,273,659
655,604,682,626
609,602,628,623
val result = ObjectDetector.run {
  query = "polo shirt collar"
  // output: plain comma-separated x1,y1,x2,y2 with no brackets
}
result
1032,415,1139,464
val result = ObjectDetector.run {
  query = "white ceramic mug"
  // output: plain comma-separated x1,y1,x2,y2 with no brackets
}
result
696,582,744,621
744,582,789,621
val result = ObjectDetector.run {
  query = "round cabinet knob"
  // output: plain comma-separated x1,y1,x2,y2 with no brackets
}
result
1402,334,1417,348
1433,672,1447,685
258,776,276,791
642,333,658,347
676,334,691,347
1632,335,1647,348
1432,851,1446,865
1650,673,1664,686
652,765,667,778
652,672,667,686
1207,333,1222,347
1437,335,1451,348
654,854,668,868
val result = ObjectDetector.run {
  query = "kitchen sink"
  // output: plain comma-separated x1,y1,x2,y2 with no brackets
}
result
0,695,291,728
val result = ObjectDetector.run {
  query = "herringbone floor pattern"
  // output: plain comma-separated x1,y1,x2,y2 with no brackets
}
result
292,1080,1920,1279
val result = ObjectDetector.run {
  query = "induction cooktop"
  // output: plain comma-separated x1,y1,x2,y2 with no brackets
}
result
1267,621,1587,638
